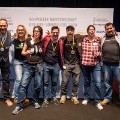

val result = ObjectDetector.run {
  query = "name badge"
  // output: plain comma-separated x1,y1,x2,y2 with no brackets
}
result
93,42,98,45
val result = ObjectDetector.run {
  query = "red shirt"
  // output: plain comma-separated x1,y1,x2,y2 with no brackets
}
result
82,36,101,66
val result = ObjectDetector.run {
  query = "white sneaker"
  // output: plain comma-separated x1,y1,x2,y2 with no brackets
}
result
82,100,88,105
96,103,103,110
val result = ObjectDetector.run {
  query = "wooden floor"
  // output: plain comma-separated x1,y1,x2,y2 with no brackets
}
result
0,97,120,120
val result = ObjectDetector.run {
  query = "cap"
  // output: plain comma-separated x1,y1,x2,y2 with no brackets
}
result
66,25,75,30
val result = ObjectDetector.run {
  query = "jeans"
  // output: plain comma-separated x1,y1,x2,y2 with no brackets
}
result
102,63,120,102
14,60,23,100
61,64,81,97
43,62,60,100
17,63,43,107
81,63,102,104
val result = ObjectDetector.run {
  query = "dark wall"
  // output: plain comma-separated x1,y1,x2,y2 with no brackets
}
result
0,0,120,31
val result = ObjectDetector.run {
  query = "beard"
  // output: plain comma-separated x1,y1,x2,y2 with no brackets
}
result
0,29,7,35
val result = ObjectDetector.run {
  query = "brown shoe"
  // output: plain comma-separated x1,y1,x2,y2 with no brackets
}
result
5,99,13,106
60,96,66,104
100,99,110,105
71,97,79,104
24,98,29,103
14,99,17,103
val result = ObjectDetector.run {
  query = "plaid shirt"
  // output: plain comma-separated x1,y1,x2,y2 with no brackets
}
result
82,36,101,66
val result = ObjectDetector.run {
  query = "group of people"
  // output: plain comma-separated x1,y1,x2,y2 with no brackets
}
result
0,18,120,115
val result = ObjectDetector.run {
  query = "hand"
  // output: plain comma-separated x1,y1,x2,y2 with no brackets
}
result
46,30,51,36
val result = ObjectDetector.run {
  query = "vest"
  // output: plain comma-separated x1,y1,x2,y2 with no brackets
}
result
0,31,11,62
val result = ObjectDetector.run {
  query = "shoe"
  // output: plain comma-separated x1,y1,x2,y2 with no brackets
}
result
42,100,49,108
100,99,110,105
52,98,60,105
12,106,23,115
96,103,103,110
14,100,17,103
71,97,79,104
24,98,29,103
5,99,13,106
82,100,88,105
34,102,40,109
60,96,66,104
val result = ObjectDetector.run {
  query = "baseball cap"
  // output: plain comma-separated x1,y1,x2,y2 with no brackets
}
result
66,25,75,30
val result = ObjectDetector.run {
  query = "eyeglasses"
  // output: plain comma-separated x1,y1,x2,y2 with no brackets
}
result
34,30,40,33
17,29,25,32
52,32,59,35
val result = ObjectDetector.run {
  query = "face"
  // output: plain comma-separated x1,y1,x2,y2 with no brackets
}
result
66,28,74,36
105,24,115,36
51,28,59,41
87,26,95,37
33,28,41,39
17,26,26,38
0,20,8,34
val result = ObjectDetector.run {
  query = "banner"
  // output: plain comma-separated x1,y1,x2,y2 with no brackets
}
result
0,7,113,98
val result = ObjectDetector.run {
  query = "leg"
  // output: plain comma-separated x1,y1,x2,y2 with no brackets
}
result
14,63,23,101
92,63,102,104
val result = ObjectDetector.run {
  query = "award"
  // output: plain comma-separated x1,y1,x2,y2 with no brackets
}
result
71,50,75,54
0,47,4,51
52,51,56,56
52,41,58,57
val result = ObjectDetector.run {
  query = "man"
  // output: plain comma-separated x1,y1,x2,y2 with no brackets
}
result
42,26,64,108
60,25,83,104
100,22,120,105
0,19,13,106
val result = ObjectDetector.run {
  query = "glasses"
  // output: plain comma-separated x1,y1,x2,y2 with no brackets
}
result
17,29,25,32
52,32,59,35
0,25,7,28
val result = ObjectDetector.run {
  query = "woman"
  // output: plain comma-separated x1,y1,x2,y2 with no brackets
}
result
13,25,30,103
81,25,103,110
12,26,44,115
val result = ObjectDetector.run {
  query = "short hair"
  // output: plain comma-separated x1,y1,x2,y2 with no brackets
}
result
87,25,95,32
104,22,115,29
0,18,8,25
66,25,75,30
51,26,60,32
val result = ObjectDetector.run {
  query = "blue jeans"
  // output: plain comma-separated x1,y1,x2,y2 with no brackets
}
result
14,60,23,100
43,62,60,100
81,63,102,104
102,63,120,102
17,63,43,107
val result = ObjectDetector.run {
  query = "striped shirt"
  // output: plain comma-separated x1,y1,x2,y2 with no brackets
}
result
82,36,101,66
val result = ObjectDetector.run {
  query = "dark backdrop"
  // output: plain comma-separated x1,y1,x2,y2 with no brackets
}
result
0,0,120,31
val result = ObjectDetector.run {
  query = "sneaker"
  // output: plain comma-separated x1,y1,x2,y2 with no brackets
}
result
34,102,40,109
5,99,13,106
71,97,79,104
12,106,23,115
96,103,103,110
42,100,49,108
82,100,88,105
60,96,66,104
52,98,60,105
100,99,110,105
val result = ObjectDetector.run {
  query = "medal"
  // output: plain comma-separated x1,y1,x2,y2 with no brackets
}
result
0,47,4,51
52,51,56,56
71,50,75,54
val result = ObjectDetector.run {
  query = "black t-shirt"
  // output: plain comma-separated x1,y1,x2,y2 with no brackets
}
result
14,39,25,60
64,38,80,65
24,38,43,63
